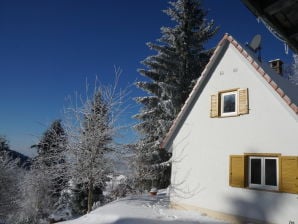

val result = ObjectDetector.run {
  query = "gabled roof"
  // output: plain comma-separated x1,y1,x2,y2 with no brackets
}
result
161,33,298,150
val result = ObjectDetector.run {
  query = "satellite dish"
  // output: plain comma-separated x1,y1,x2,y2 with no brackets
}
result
249,34,262,52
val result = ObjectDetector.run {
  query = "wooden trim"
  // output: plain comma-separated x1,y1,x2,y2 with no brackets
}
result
213,88,249,118
244,153,281,157
280,156,298,194
238,88,249,115
230,155,246,187
218,88,239,94
210,93,219,117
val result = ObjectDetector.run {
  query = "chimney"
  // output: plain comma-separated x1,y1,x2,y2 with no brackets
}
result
268,59,283,76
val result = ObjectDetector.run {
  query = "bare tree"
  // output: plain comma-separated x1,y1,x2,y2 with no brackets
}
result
64,69,129,213
14,166,53,224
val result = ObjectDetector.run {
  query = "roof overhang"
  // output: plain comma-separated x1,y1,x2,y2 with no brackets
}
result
242,0,298,54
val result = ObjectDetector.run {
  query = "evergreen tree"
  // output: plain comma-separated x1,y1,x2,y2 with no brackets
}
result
32,119,68,198
23,119,68,222
134,0,218,190
0,135,10,152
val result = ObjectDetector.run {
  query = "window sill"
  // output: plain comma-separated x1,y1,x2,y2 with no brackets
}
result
244,187,280,194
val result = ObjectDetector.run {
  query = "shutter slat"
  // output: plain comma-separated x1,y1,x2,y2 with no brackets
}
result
238,88,249,115
280,156,298,194
230,155,246,188
210,94,219,118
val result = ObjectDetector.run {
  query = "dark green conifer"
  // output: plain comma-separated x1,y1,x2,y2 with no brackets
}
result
134,0,218,190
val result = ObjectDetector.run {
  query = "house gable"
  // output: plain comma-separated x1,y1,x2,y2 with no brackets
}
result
168,34,298,224
161,33,298,151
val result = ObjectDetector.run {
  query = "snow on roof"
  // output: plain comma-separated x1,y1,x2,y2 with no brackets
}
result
161,33,298,150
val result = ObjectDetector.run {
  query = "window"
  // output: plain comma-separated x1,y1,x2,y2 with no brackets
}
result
221,91,237,116
229,155,298,194
210,88,249,118
249,157,278,190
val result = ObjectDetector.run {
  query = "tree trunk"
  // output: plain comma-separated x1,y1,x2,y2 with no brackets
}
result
87,180,94,213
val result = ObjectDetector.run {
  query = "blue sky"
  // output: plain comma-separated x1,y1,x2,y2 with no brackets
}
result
0,0,294,156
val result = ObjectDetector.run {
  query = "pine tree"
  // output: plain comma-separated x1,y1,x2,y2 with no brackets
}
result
32,119,68,198
134,0,218,190
22,119,68,222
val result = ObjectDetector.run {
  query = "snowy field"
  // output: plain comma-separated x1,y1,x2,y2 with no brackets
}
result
58,190,228,224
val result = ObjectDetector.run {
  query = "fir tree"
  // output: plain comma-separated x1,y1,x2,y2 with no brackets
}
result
32,119,68,198
24,119,68,222
134,0,218,190
0,135,10,152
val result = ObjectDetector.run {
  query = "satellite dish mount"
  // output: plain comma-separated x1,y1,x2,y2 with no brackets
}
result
247,34,262,61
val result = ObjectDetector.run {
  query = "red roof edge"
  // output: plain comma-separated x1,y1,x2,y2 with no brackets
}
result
228,34,298,115
161,33,298,150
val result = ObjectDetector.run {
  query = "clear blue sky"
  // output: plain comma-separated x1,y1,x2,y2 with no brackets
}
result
0,0,294,156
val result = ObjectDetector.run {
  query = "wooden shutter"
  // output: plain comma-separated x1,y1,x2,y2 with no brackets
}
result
280,156,298,194
210,93,219,118
238,88,249,115
229,155,247,188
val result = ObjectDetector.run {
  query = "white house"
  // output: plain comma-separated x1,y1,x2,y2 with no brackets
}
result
161,34,298,224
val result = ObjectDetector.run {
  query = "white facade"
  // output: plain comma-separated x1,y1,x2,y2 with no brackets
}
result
168,37,298,223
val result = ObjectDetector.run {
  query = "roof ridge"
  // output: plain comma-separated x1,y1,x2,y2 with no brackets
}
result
161,33,297,150
223,34,298,114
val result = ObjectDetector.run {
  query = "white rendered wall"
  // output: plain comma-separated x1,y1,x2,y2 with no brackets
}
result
170,44,298,224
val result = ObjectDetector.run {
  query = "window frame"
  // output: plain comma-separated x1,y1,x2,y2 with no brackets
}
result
248,156,279,191
220,91,238,117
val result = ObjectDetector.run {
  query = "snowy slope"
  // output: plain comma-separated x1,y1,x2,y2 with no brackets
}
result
58,190,227,224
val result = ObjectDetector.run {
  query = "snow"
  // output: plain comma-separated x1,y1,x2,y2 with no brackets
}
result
58,189,227,224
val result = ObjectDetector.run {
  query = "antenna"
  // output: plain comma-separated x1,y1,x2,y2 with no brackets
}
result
247,34,262,61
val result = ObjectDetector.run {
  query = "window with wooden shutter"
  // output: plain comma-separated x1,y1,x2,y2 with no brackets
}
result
229,155,247,188
280,156,298,194
210,94,219,117
238,88,249,115
211,88,249,118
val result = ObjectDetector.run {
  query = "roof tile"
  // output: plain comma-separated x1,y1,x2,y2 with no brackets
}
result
269,80,278,90
161,34,298,149
276,88,285,97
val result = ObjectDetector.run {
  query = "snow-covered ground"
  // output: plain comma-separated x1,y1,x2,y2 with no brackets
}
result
58,190,228,224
